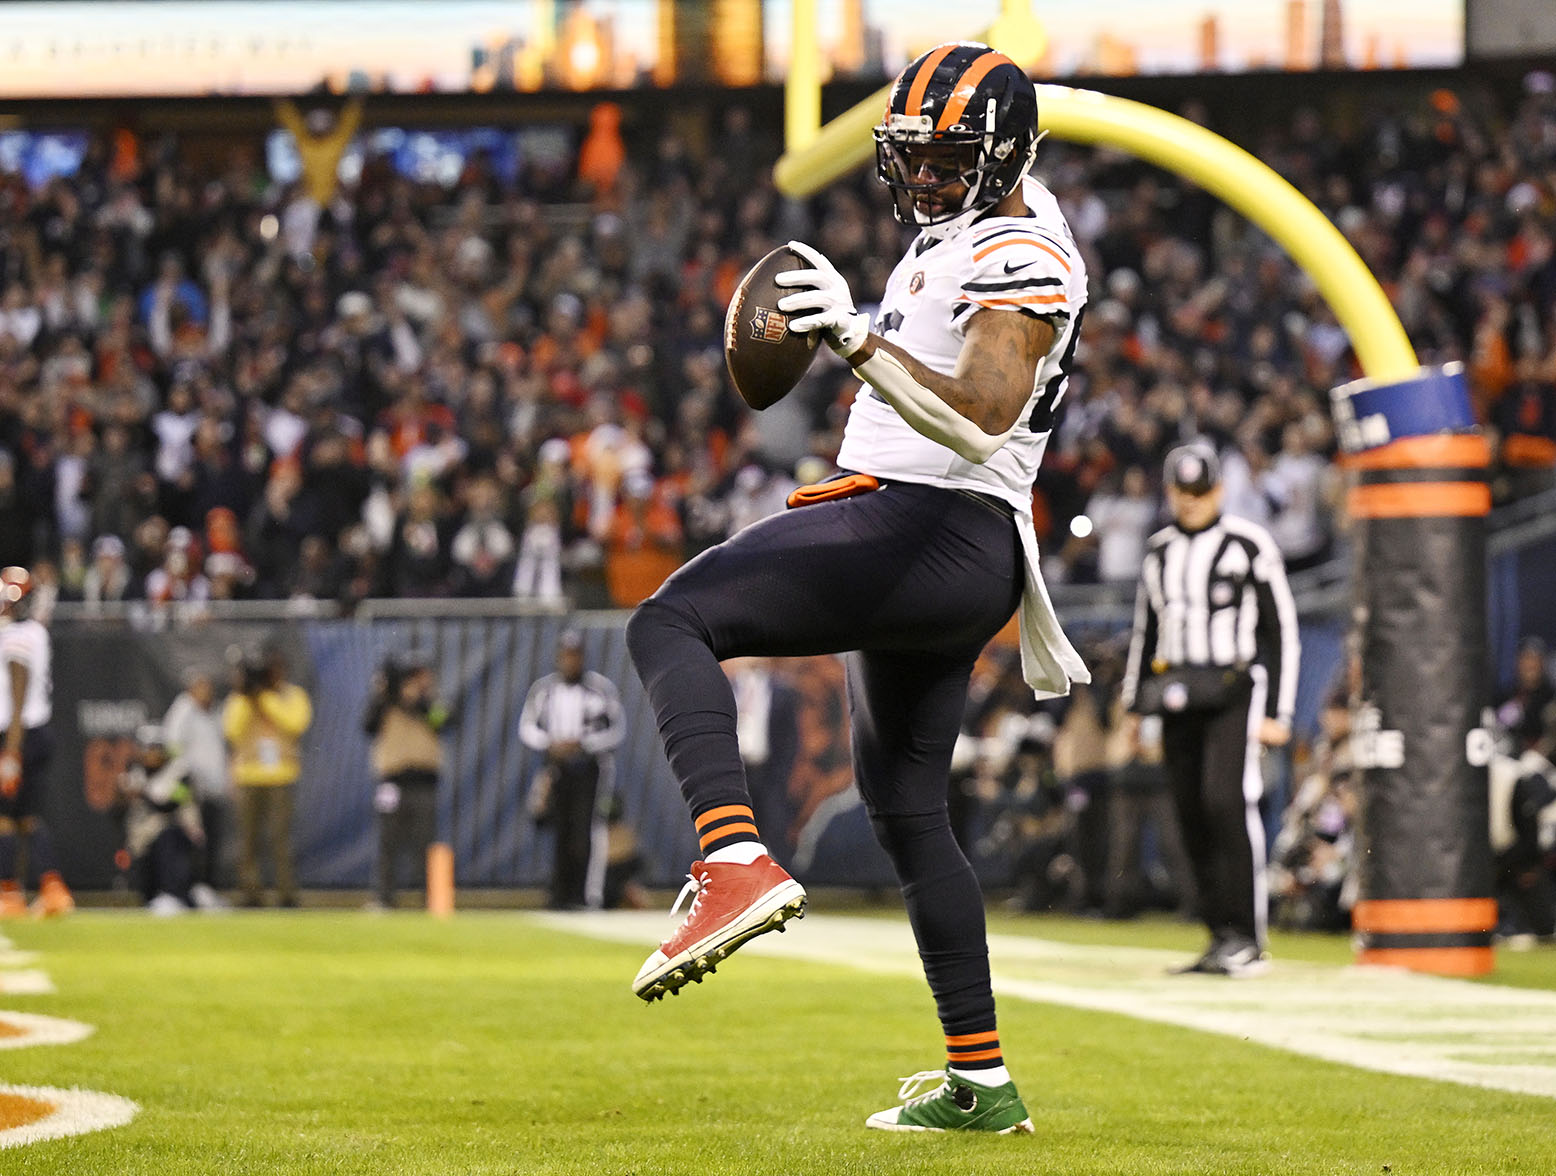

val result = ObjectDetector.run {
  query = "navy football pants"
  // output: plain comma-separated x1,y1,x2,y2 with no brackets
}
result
627,480,1022,1043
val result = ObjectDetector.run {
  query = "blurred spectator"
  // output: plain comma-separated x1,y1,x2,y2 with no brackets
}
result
449,473,517,596
163,669,232,902
1495,637,1555,751
1087,465,1158,584
1102,707,1194,921
0,79,1552,605
1269,686,1359,931
222,643,313,908
1489,717,1556,944
363,652,455,910
726,657,800,859
81,534,138,606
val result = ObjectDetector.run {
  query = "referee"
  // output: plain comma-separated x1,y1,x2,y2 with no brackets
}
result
1121,445,1300,976
519,629,625,910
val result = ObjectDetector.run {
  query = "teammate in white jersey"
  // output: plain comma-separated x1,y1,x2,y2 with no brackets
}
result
0,567,74,918
626,43,1087,1133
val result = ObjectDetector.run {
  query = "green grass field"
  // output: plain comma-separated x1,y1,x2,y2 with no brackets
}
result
1,909,1553,1175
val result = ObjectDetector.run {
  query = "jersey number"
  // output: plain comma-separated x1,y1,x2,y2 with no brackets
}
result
1028,306,1085,434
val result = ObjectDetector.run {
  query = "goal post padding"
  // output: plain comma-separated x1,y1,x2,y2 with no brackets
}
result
1332,365,1496,975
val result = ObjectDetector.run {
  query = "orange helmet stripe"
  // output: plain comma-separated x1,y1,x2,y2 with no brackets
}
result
935,52,1008,131
902,43,958,119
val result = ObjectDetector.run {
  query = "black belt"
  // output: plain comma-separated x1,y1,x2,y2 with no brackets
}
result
952,488,1016,521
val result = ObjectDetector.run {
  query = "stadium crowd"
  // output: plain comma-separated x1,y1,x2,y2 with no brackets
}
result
0,78,1553,614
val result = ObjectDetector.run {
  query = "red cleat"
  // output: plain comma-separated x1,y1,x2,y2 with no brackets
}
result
632,856,806,1002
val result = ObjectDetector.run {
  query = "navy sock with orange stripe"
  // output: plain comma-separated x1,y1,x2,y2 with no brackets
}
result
946,1026,1008,1076
693,803,766,861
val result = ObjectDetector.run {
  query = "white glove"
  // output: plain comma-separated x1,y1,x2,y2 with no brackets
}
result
374,781,401,814
774,240,870,358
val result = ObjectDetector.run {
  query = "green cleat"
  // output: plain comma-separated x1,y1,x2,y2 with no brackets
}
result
865,1069,1035,1134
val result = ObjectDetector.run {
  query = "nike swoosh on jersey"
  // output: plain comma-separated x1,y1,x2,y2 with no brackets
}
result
1002,259,1034,274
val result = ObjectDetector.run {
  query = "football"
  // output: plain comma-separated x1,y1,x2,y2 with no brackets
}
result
723,245,821,410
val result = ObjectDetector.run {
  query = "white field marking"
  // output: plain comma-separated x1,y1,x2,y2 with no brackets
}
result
0,971,54,995
0,1085,138,1149
0,1011,94,1050
0,936,12,950
0,951,39,968
536,910,1556,1100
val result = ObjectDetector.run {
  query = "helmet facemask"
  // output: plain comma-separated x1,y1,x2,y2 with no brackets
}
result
874,98,1037,240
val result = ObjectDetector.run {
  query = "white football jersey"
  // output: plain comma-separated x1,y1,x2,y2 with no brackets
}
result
836,176,1088,512
0,618,52,729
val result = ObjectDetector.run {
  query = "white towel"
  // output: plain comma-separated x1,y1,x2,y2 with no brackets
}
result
1015,508,1090,700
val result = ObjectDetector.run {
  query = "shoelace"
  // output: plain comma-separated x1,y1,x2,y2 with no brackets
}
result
669,871,705,921
895,1070,950,1104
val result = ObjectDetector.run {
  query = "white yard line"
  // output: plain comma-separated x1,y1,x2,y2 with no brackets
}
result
0,971,54,996
537,910,1556,1100
0,1086,138,1149
0,1012,94,1050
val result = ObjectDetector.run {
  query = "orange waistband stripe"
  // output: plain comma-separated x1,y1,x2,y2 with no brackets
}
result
1342,435,1491,471
1348,481,1490,518
1356,946,1495,976
1352,898,1498,934
694,804,754,831
944,1030,1000,1047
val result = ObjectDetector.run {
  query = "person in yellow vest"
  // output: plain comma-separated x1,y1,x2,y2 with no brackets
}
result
223,643,313,908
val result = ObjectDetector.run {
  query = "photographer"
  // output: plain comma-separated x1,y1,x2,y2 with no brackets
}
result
121,724,204,914
222,642,313,908
363,653,455,909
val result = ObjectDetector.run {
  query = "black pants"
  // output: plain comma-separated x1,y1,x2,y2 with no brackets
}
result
628,481,1022,1042
375,774,439,906
1160,674,1267,946
197,796,233,889
548,755,603,910
140,826,195,904
0,725,55,821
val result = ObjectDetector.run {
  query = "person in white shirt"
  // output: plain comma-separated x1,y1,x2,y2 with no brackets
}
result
164,670,233,907
624,43,1089,1134
0,567,74,918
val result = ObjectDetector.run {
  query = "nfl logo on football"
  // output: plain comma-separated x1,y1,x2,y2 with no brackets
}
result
750,306,789,343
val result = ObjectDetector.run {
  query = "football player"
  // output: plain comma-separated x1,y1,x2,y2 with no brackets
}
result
0,566,74,918
626,42,1088,1133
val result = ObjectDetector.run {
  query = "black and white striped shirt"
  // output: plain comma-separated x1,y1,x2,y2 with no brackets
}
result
518,671,624,756
1121,514,1301,723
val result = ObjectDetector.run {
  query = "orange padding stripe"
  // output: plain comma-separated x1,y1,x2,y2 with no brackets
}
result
947,1047,1004,1062
1348,481,1490,518
944,1030,999,1047
1342,435,1491,471
699,822,759,847
694,804,754,831
1356,947,1495,976
1503,434,1556,467
1352,898,1498,934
